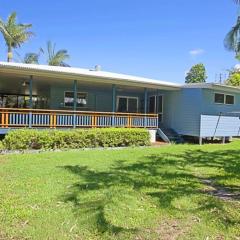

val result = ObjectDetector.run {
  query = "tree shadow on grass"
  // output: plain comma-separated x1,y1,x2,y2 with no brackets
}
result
59,148,240,236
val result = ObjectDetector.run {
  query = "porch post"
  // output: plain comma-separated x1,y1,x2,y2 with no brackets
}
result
112,84,116,126
73,80,77,128
29,75,33,128
156,89,160,128
73,80,77,111
156,89,159,113
144,88,147,127
29,75,33,109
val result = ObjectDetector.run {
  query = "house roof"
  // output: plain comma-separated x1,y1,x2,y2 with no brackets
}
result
0,62,180,90
182,83,240,93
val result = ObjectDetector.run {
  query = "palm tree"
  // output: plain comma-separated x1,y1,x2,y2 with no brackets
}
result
23,53,40,64
224,16,240,56
224,1,240,57
15,51,40,64
0,12,33,62
20,48,43,64
15,43,70,66
44,41,70,67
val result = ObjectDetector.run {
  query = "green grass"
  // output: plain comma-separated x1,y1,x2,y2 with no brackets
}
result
0,141,240,240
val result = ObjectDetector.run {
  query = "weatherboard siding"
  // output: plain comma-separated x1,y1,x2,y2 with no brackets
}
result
201,89,240,115
163,89,202,137
162,88,240,137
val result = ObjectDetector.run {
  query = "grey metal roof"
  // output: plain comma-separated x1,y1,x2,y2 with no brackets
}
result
0,62,180,89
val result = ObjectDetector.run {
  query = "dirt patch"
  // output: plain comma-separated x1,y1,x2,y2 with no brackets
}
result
154,217,198,240
136,217,197,240
200,178,240,201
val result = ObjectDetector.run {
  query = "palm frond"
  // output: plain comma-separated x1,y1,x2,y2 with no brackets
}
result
0,12,34,61
7,12,17,27
46,41,70,66
24,53,39,64
224,16,240,53
224,28,238,51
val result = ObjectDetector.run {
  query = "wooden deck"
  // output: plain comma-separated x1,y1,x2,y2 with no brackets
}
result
0,108,158,130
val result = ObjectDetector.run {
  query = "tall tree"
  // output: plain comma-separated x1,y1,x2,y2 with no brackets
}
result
185,63,207,84
225,68,240,86
0,12,33,62
226,71,240,86
44,41,70,66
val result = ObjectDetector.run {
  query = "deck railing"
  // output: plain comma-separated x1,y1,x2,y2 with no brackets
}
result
0,108,158,129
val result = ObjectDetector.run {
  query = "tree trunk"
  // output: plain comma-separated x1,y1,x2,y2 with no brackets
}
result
7,46,13,62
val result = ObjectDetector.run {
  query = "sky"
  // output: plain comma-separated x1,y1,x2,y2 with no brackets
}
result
0,0,239,84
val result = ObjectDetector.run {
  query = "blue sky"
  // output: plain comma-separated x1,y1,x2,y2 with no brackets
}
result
0,0,239,83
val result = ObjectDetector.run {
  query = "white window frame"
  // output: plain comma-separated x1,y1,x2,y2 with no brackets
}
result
64,91,88,108
214,92,235,105
116,96,139,113
214,92,225,105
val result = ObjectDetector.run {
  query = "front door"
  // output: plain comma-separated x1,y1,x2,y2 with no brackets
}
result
149,95,163,124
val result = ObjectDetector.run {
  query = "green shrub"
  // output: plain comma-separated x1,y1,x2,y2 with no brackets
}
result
0,141,4,151
3,128,150,150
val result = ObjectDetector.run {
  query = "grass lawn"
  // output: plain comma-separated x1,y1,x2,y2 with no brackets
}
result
0,141,240,240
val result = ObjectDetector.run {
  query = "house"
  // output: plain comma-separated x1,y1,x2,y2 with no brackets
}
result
0,61,240,144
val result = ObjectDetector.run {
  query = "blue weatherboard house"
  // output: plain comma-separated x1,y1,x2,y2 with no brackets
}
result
0,62,240,144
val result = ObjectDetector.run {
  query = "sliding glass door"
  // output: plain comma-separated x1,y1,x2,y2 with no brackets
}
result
148,95,163,122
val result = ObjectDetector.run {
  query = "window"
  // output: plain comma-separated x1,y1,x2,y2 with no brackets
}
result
64,92,87,108
214,93,235,105
117,96,138,113
128,98,138,112
0,93,48,109
225,95,234,105
214,93,224,104
149,96,156,113
148,95,163,113
148,95,163,123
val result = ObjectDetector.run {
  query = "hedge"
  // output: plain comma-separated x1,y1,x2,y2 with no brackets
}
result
2,128,150,150
0,141,3,151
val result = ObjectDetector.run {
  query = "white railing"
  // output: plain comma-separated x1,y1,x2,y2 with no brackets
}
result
0,108,158,129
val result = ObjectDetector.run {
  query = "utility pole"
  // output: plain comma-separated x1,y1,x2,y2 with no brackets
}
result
215,73,227,84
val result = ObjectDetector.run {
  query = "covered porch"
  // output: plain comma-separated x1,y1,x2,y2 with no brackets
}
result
0,62,180,132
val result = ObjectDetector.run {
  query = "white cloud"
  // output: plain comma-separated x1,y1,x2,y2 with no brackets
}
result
189,49,205,56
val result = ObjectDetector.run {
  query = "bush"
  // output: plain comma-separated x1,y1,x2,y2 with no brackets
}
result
3,128,150,150
0,141,4,151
